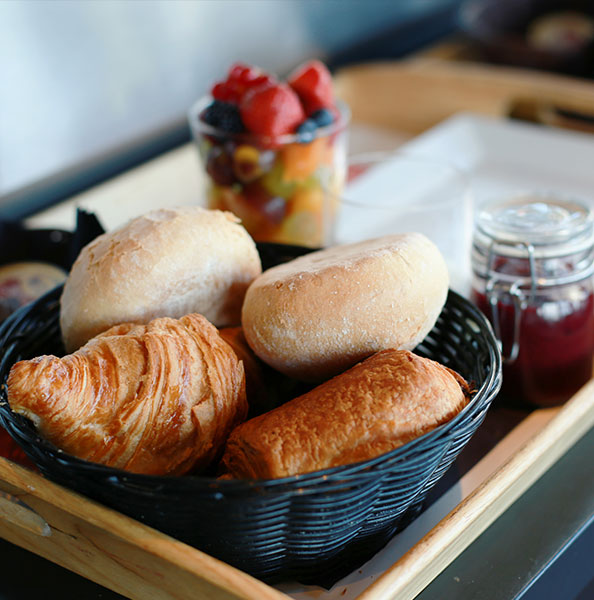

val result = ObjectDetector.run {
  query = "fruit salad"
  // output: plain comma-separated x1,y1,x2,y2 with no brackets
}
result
189,60,349,247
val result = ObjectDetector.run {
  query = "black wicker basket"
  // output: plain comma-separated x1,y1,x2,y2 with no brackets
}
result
0,243,502,586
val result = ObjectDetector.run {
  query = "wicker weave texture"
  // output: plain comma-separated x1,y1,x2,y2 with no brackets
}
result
0,245,502,585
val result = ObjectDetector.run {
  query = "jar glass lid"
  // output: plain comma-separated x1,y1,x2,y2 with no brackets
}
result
475,193,594,258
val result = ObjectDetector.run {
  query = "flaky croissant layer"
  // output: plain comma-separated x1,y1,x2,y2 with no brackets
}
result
7,313,247,475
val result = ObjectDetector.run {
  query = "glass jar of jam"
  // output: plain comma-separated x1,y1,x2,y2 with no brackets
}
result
471,194,594,407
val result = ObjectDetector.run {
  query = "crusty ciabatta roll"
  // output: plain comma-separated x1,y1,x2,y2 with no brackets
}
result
221,349,471,479
241,233,449,381
60,207,262,352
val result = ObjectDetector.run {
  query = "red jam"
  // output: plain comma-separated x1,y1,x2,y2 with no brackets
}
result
472,287,594,407
471,194,594,408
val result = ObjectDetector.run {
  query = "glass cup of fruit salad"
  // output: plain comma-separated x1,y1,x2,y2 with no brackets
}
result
188,61,350,248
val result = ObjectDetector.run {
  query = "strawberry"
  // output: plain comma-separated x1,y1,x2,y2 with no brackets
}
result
240,82,305,138
228,63,266,85
228,63,256,82
211,63,277,104
288,59,334,114
212,81,240,103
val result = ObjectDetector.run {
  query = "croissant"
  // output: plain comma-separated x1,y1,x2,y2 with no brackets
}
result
221,349,471,479
7,313,247,476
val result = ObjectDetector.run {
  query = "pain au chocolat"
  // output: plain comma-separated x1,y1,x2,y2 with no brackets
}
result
221,349,471,479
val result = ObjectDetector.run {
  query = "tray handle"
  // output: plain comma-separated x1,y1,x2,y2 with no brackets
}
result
508,98,594,134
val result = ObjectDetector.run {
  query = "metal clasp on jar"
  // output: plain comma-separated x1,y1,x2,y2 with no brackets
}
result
485,241,537,364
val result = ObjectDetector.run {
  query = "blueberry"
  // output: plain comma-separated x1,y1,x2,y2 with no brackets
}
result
201,100,245,134
296,119,317,143
310,108,334,128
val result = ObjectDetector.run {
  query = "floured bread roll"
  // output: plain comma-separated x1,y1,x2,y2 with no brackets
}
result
7,313,248,476
221,349,471,479
242,233,449,381
60,207,262,352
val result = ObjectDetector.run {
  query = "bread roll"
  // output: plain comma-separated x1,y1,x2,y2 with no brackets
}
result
221,349,470,479
241,233,448,381
60,207,262,352
8,313,247,476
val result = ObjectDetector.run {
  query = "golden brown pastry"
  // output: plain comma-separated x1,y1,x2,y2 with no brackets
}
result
7,313,247,476
221,349,470,479
219,326,270,415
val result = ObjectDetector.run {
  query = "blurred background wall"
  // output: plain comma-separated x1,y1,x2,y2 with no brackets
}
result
0,0,460,206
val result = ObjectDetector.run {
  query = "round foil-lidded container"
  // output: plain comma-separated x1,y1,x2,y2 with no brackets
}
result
471,194,594,407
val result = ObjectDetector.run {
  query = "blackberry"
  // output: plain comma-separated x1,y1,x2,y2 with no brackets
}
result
200,100,245,133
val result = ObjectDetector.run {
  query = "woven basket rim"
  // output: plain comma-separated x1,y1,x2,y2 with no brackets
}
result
0,282,502,494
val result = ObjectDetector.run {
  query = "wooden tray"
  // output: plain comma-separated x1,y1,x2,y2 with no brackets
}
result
3,57,594,599
0,381,592,600
334,57,594,137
